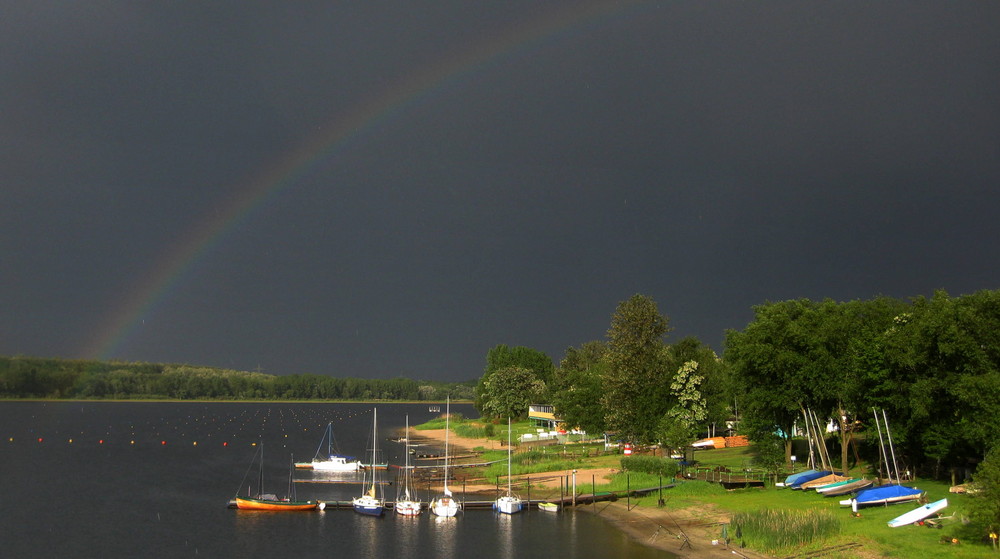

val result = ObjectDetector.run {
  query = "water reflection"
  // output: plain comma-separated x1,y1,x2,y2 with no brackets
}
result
495,512,514,559
431,515,457,559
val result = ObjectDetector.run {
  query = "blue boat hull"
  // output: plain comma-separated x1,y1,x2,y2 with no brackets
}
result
353,504,385,516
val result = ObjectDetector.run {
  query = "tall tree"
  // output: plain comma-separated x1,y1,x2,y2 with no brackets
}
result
667,337,731,436
475,344,554,416
725,299,817,466
601,294,672,445
552,341,607,435
658,360,708,451
479,366,546,419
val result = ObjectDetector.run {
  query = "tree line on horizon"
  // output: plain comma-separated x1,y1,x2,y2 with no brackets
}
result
473,289,1000,488
0,356,475,401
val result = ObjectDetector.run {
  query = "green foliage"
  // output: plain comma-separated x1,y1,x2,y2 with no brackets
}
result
602,294,673,444
620,455,679,478
0,355,472,401
750,434,786,478
969,445,1000,532
551,341,607,435
475,345,553,417
730,508,841,553
478,366,545,419
659,360,707,450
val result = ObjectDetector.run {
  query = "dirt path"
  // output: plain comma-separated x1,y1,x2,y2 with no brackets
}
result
409,426,776,558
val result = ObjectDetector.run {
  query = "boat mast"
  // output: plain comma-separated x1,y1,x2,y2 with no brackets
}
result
403,415,411,500
872,409,891,483
370,408,378,496
443,396,451,495
882,409,902,483
507,417,513,496
258,441,264,497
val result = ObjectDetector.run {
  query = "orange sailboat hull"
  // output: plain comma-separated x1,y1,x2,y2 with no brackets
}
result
235,497,320,511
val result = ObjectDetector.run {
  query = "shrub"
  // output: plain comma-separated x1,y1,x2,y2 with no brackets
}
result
621,455,679,478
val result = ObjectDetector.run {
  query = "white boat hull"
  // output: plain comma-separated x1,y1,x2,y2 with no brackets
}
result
494,495,523,514
395,500,422,516
888,498,948,527
430,496,460,517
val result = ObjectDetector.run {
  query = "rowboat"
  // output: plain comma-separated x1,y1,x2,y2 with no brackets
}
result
538,502,559,512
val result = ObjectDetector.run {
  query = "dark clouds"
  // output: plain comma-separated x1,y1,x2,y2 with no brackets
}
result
3,2,999,380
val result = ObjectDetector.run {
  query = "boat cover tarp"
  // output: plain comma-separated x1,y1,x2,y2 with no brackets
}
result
855,484,923,504
783,469,819,486
789,470,832,489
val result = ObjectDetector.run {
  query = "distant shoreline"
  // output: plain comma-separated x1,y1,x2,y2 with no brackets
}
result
0,398,475,404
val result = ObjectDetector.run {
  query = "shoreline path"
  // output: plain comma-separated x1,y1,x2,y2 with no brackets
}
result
410,428,773,559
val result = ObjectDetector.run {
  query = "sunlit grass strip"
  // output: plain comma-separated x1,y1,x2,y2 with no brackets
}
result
731,508,841,553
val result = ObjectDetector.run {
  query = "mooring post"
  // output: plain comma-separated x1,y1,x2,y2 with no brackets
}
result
572,469,577,507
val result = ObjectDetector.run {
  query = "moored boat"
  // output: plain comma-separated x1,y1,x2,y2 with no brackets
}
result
234,443,323,511
352,408,386,517
295,422,362,471
394,415,422,516
538,502,559,512
429,397,461,517
493,418,523,515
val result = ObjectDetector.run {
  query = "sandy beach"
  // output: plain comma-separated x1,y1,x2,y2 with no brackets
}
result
410,427,773,559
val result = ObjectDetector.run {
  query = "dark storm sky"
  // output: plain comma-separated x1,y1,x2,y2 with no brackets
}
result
3,2,999,381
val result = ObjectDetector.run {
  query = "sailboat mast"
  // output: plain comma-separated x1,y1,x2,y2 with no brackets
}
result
404,415,410,499
370,408,378,494
443,397,450,493
872,408,891,483
882,409,902,483
507,417,513,495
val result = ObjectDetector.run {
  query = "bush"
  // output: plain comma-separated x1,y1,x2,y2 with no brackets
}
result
621,455,679,478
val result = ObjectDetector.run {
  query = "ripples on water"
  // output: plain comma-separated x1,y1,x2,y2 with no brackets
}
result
0,402,669,558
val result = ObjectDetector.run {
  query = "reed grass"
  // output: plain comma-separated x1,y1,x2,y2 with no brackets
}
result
730,508,840,553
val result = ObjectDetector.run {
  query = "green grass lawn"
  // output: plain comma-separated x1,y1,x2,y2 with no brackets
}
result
413,418,994,557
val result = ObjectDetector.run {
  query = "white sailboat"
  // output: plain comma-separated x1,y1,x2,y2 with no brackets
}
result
429,397,461,517
395,415,422,516
493,417,523,514
295,421,362,471
352,408,385,516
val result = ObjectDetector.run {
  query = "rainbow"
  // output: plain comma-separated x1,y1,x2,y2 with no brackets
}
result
85,1,644,362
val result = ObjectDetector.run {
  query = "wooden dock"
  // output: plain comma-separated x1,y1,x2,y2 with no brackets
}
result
227,484,677,511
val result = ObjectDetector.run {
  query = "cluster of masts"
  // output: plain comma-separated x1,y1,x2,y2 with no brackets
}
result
234,399,527,516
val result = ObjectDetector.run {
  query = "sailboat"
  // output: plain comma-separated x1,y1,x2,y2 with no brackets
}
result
493,417,523,514
394,415,422,516
352,408,386,516
429,397,461,517
235,443,323,511
841,410,923,509
295,422,362,471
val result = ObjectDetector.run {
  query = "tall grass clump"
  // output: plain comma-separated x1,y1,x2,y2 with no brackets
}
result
454,423,485,439
621,455,679,478
730,508,840,553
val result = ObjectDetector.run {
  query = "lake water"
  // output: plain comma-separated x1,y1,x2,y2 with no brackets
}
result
0,402,670,558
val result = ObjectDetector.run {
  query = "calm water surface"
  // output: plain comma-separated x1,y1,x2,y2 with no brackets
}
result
0,402,671,558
